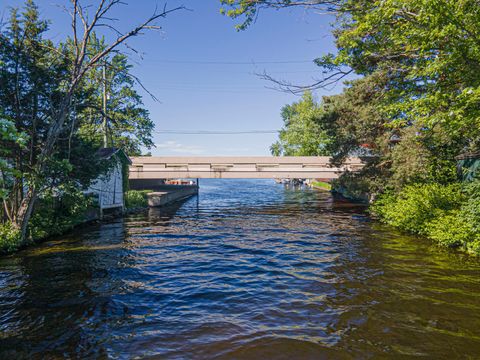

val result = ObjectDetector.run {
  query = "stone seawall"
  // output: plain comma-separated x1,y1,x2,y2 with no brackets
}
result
147,185,198,207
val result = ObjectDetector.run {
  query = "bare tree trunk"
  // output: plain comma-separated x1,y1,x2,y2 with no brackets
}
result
103,61,108,147
15,187,37,244
14,104,70,243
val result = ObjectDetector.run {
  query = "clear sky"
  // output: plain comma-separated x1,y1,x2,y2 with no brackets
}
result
1,0,344,155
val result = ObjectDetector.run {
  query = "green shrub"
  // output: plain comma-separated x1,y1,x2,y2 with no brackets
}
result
466,240,480,256
461,181,480,254
0,222,21,254
462,181,480,232
372,181,480,253
371,183,464,235
311,181,332,190
426,210,474,248
29,188,92,240
332,172,371,202
125,190,151,209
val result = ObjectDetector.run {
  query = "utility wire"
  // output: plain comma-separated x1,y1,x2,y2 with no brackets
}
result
150,59,313,65
154,130,279,135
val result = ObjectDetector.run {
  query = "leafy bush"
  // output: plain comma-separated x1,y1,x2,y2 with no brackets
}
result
371,183,464,235
29,187,92,240
311,181,332,190
372,181,480,253
0,222,21,254
462,181,480,232
332,172,371,202
1,187,94,253
461,181,480,254
1,189,152,254
426,211,474,248
125,190,151,209
466,240,480,256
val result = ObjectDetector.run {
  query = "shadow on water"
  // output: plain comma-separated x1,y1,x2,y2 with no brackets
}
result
0,198,192,359
1,179,480,359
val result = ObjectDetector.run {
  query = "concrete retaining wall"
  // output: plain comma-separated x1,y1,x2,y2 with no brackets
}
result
147,186,198,207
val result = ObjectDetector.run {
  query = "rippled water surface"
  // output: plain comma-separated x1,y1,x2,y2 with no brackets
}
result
1,179,480,359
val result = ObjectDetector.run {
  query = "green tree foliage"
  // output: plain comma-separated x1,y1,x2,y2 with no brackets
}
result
325,0,480,220
78,35,154,155
320,74,459,193
219,1,341,30
271,91,331,156
0,118,27,200
326,0,480,189
222,0,479,188
332,0,480,142
0,2,104,230
0,118,25,252
222,0,480,253
0,0,175,248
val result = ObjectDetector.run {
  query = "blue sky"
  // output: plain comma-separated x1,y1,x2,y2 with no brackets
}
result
2,0,343,155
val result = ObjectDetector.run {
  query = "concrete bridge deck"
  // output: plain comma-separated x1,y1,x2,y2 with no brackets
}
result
129,156,364,180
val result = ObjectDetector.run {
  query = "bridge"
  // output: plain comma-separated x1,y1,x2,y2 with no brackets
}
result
129,156,364,180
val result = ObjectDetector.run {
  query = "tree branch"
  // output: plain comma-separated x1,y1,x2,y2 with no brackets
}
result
257,68,353,94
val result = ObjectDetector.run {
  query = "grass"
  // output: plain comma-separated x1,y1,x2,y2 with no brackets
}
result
311,181,332,191
125,190,152,209
0,222,22,255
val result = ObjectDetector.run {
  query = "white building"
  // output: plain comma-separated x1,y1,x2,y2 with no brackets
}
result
86,148,131,217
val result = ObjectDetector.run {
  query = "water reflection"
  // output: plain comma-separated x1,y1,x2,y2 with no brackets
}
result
0,179,480,359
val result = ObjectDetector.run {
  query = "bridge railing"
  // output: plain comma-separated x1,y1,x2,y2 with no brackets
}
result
129,156,365,179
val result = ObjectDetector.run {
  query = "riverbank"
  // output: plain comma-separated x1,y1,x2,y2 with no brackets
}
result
146,185,198,207
310,181,332,191
371,181,480,256
321,178,480,256
0,185,198,256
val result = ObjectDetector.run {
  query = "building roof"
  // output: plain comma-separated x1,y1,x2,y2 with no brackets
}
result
96,147,132,165
456,151,480,160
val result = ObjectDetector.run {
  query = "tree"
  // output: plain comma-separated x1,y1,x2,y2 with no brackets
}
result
77,34,154,155
220,0,342,30
228,0,480,152
271,91,331,156
0,0,183,244
322,0,478,189
222,0,480,251
331,0,480,148
0,117,27,221
222,0,478,191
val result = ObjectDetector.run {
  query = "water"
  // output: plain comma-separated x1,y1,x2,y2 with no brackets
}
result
1,179,480,359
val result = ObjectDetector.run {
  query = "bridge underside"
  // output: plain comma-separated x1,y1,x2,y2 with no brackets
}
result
131,170,341,179
129,156,364,180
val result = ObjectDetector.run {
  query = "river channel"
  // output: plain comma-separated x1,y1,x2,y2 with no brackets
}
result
1,179,480,359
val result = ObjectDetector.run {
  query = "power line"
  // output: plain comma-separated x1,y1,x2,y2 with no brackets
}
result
154,130,279,135
150,59,313,65
151,87,271,93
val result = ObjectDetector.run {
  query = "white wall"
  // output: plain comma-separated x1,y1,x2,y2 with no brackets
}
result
87,161,124,210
